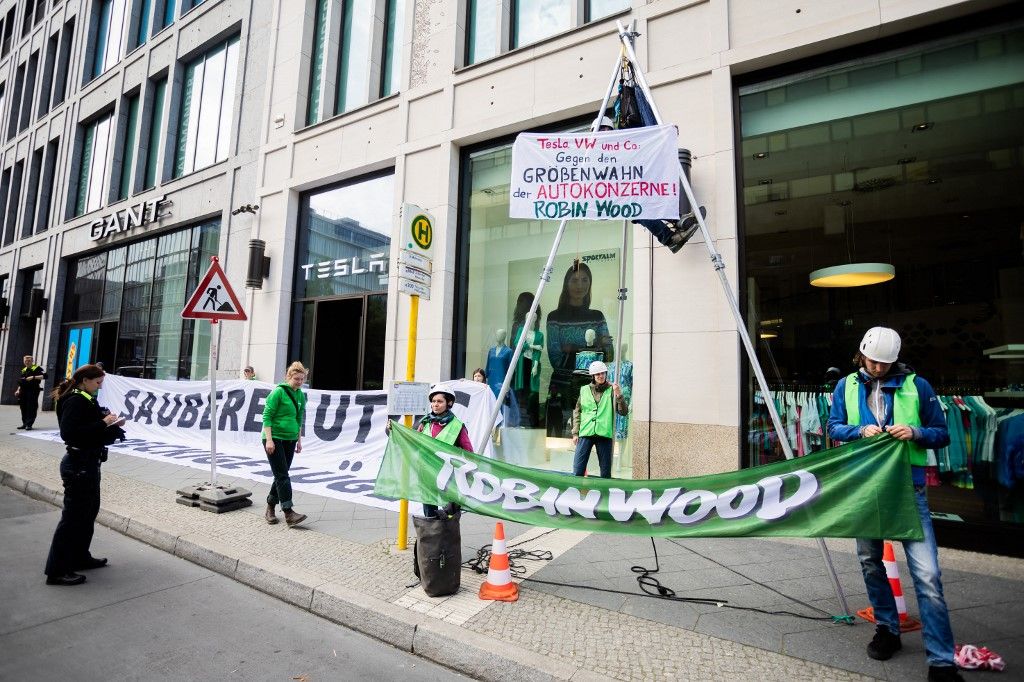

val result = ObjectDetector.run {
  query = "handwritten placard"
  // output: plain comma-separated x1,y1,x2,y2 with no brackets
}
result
509,125,680,221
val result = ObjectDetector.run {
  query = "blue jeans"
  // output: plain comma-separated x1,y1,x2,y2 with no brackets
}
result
573,436,613,478
635,219,674,246
856,486,955,666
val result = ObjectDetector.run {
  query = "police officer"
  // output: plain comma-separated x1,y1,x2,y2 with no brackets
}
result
15,354,45,430
571,360,629,478
44,364,122,586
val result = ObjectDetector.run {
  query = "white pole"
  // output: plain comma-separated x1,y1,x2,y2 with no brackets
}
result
615,21,852,619
209,320,218,485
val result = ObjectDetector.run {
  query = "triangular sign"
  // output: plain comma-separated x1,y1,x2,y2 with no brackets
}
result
181,257,247,321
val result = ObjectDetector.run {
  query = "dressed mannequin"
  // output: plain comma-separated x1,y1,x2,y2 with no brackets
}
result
608,343,634,440
574,329,604,374
486,328,519,426
511,296,544,428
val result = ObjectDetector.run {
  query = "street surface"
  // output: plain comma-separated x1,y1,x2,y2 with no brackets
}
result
0,486,463,681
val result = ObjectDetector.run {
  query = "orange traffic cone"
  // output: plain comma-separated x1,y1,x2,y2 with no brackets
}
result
856,541,922,632
478,521,519,602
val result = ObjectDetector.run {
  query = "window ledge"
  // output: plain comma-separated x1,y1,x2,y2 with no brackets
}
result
295,92,401,136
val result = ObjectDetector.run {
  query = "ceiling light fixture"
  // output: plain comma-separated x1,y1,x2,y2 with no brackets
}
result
810,263,895,288
753,152,768,160
912,122,933,132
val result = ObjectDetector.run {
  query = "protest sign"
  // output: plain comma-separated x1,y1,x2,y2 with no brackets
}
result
509,125,680,221
376,423,924,540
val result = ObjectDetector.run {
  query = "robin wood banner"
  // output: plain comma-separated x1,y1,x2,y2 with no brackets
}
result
375,424,924,540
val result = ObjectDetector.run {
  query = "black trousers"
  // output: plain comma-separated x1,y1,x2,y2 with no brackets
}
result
19,392,40,427
45,452,101,577
265,439,296,510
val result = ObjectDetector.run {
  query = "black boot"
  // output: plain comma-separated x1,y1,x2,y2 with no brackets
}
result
866,625,901,661
927,667,965,682
46,573,86,586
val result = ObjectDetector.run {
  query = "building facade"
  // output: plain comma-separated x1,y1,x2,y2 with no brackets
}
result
2,0,1021,554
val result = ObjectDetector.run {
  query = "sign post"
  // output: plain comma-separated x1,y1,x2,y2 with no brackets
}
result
177,256,252,513
395,204,434,549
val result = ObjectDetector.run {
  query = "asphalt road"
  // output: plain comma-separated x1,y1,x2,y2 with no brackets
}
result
0,486,465,681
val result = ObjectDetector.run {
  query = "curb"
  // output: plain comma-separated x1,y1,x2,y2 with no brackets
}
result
2,468,614,682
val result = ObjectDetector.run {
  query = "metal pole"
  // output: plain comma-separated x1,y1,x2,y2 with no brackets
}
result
616,21,852,619
484,44,625,436
209,320,219,485
397,294,419,550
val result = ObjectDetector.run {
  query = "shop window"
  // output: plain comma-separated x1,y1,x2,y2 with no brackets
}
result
173,36,239,177
89,0,128,82
466,0,628,66
738,28,1024,533
305,0,404,125
115,92,140,199
73,110,115,216
35,138,59,232
142,77,166,189
457,134,634,476
290,173,392,390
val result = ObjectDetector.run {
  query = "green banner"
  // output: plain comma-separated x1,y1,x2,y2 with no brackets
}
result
375,423,923,540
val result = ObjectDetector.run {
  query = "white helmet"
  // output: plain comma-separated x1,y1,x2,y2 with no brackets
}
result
859,327,901,363
428,383,456,403
588,360,609,376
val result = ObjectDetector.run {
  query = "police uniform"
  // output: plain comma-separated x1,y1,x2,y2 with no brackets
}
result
17,363,45,429
44,390,109,582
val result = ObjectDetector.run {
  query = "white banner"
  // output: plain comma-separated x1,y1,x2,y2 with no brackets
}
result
24,375,501,511
509,125,680,221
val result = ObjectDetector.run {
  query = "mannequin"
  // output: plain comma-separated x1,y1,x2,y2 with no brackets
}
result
511,295,544,428
608,343,634,440
574,328,605,373
486,328,519,426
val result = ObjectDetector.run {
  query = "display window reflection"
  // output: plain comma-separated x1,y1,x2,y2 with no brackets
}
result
459,138,634,477
738,27,1024,549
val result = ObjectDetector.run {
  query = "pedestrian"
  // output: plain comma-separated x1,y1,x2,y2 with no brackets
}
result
417,383,472,518
571,360,629,478
826,327,962,682
243,366,256,380
262,361,308,527
15,354,45,430
44,364,124,586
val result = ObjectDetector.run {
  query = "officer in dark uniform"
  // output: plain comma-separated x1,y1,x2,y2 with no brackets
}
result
44,364,124,586
15,355,45,430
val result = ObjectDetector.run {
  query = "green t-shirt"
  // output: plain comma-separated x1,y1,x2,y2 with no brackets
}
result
262,384,306,441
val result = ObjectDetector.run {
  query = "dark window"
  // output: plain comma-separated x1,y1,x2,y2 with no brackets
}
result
3,160,23,245
52,19,75,107
21,145,43,238
37,30,58,117
35,138,58,232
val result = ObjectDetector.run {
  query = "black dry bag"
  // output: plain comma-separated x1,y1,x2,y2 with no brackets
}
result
412,512,462,597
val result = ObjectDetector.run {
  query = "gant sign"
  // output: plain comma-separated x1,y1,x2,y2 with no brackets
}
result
90,196,172,241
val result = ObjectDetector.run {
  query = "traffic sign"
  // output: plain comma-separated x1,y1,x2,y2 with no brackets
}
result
398,263,431,286
398,249,432,271
402,203,435,258
182,257,248,321
398,278,430,300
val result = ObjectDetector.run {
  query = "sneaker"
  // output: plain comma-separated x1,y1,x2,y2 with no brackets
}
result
667,206,707,253
928,666,965,682
866,625,902,661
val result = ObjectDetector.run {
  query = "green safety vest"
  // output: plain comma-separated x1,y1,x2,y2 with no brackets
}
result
22,364,40,374
423,417,465,447
845,373,927,466
579,385,615,439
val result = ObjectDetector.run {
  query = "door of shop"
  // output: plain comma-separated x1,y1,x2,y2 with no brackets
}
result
309,294,385,390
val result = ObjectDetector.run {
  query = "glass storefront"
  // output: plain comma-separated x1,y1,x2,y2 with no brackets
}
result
458,136,634,476
61,219,220,379
739,24,1024,552
290,172,392,390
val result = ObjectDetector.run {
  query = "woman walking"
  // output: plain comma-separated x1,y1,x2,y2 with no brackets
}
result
262,362,309,527
44,364,123,586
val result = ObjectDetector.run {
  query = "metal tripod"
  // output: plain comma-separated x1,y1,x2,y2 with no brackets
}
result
483,20,852,620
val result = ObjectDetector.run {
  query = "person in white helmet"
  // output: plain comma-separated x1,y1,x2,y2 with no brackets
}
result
571,360,629,478
417,383,473,518
827,327,961,682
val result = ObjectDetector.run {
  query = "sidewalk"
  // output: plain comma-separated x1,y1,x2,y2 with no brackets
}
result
2,406,1020,681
